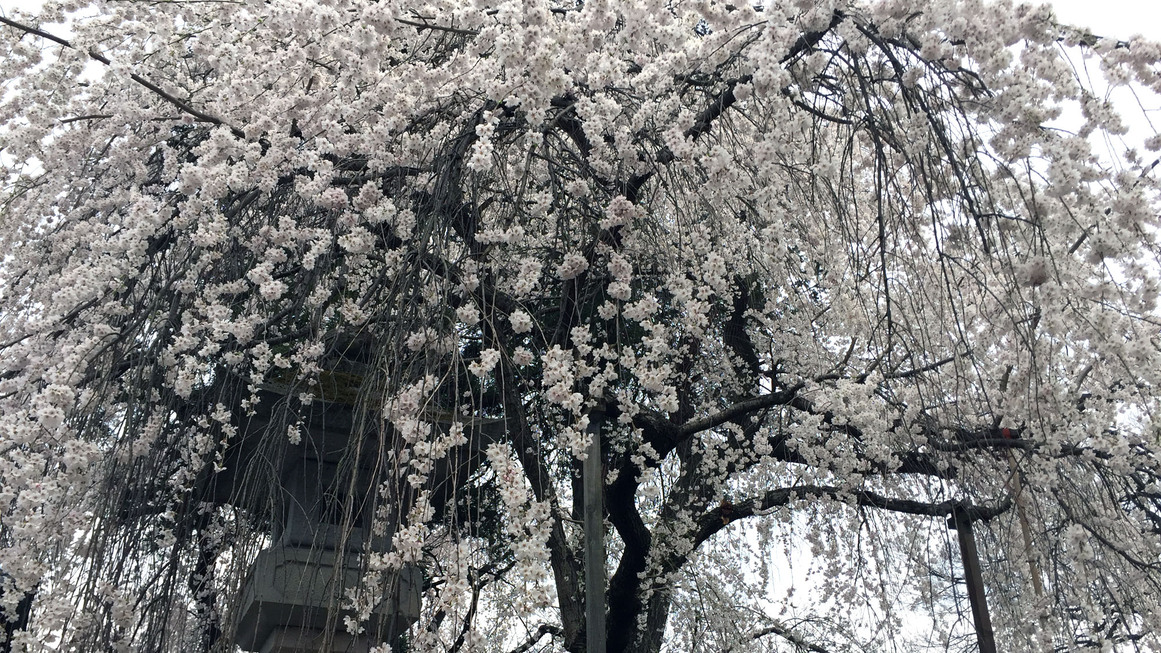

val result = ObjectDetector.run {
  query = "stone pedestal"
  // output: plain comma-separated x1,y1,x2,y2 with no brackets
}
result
236,547,421,653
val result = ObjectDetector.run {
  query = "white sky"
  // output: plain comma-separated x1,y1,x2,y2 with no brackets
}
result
1049,0,1161,40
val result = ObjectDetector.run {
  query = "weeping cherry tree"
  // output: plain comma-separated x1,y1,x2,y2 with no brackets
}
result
2,0,1161,651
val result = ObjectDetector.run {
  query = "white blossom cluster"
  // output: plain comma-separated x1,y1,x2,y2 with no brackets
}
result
485,443,556,606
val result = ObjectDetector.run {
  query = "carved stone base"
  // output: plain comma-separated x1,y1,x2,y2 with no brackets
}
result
235,546,421,653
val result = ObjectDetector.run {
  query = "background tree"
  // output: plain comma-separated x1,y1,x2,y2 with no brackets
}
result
2,0,1161,651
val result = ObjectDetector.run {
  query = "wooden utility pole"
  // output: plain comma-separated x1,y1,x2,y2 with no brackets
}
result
583,404,607,653
950,505,997,653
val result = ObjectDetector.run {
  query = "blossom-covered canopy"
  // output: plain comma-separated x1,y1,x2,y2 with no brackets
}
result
2,0,1161,651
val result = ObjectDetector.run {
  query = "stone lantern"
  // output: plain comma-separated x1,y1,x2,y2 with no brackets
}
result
207,354,504,653
211,380,422,653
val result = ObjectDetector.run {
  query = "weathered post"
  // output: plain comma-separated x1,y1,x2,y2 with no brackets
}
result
583,403,606,653
950,505,997,653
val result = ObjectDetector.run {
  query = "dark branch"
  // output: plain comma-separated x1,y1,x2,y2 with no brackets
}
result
678,385,803,438
730,621,832,653
689,486,1010,559
506,624,565,653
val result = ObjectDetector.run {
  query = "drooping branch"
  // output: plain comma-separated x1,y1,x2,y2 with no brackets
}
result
728,621,832,653
675,486,1012,570
0,16,244,137
496,362,585,650
626,11,848,196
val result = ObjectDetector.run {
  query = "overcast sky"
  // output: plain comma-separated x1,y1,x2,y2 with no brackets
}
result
1049,0,1159,40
